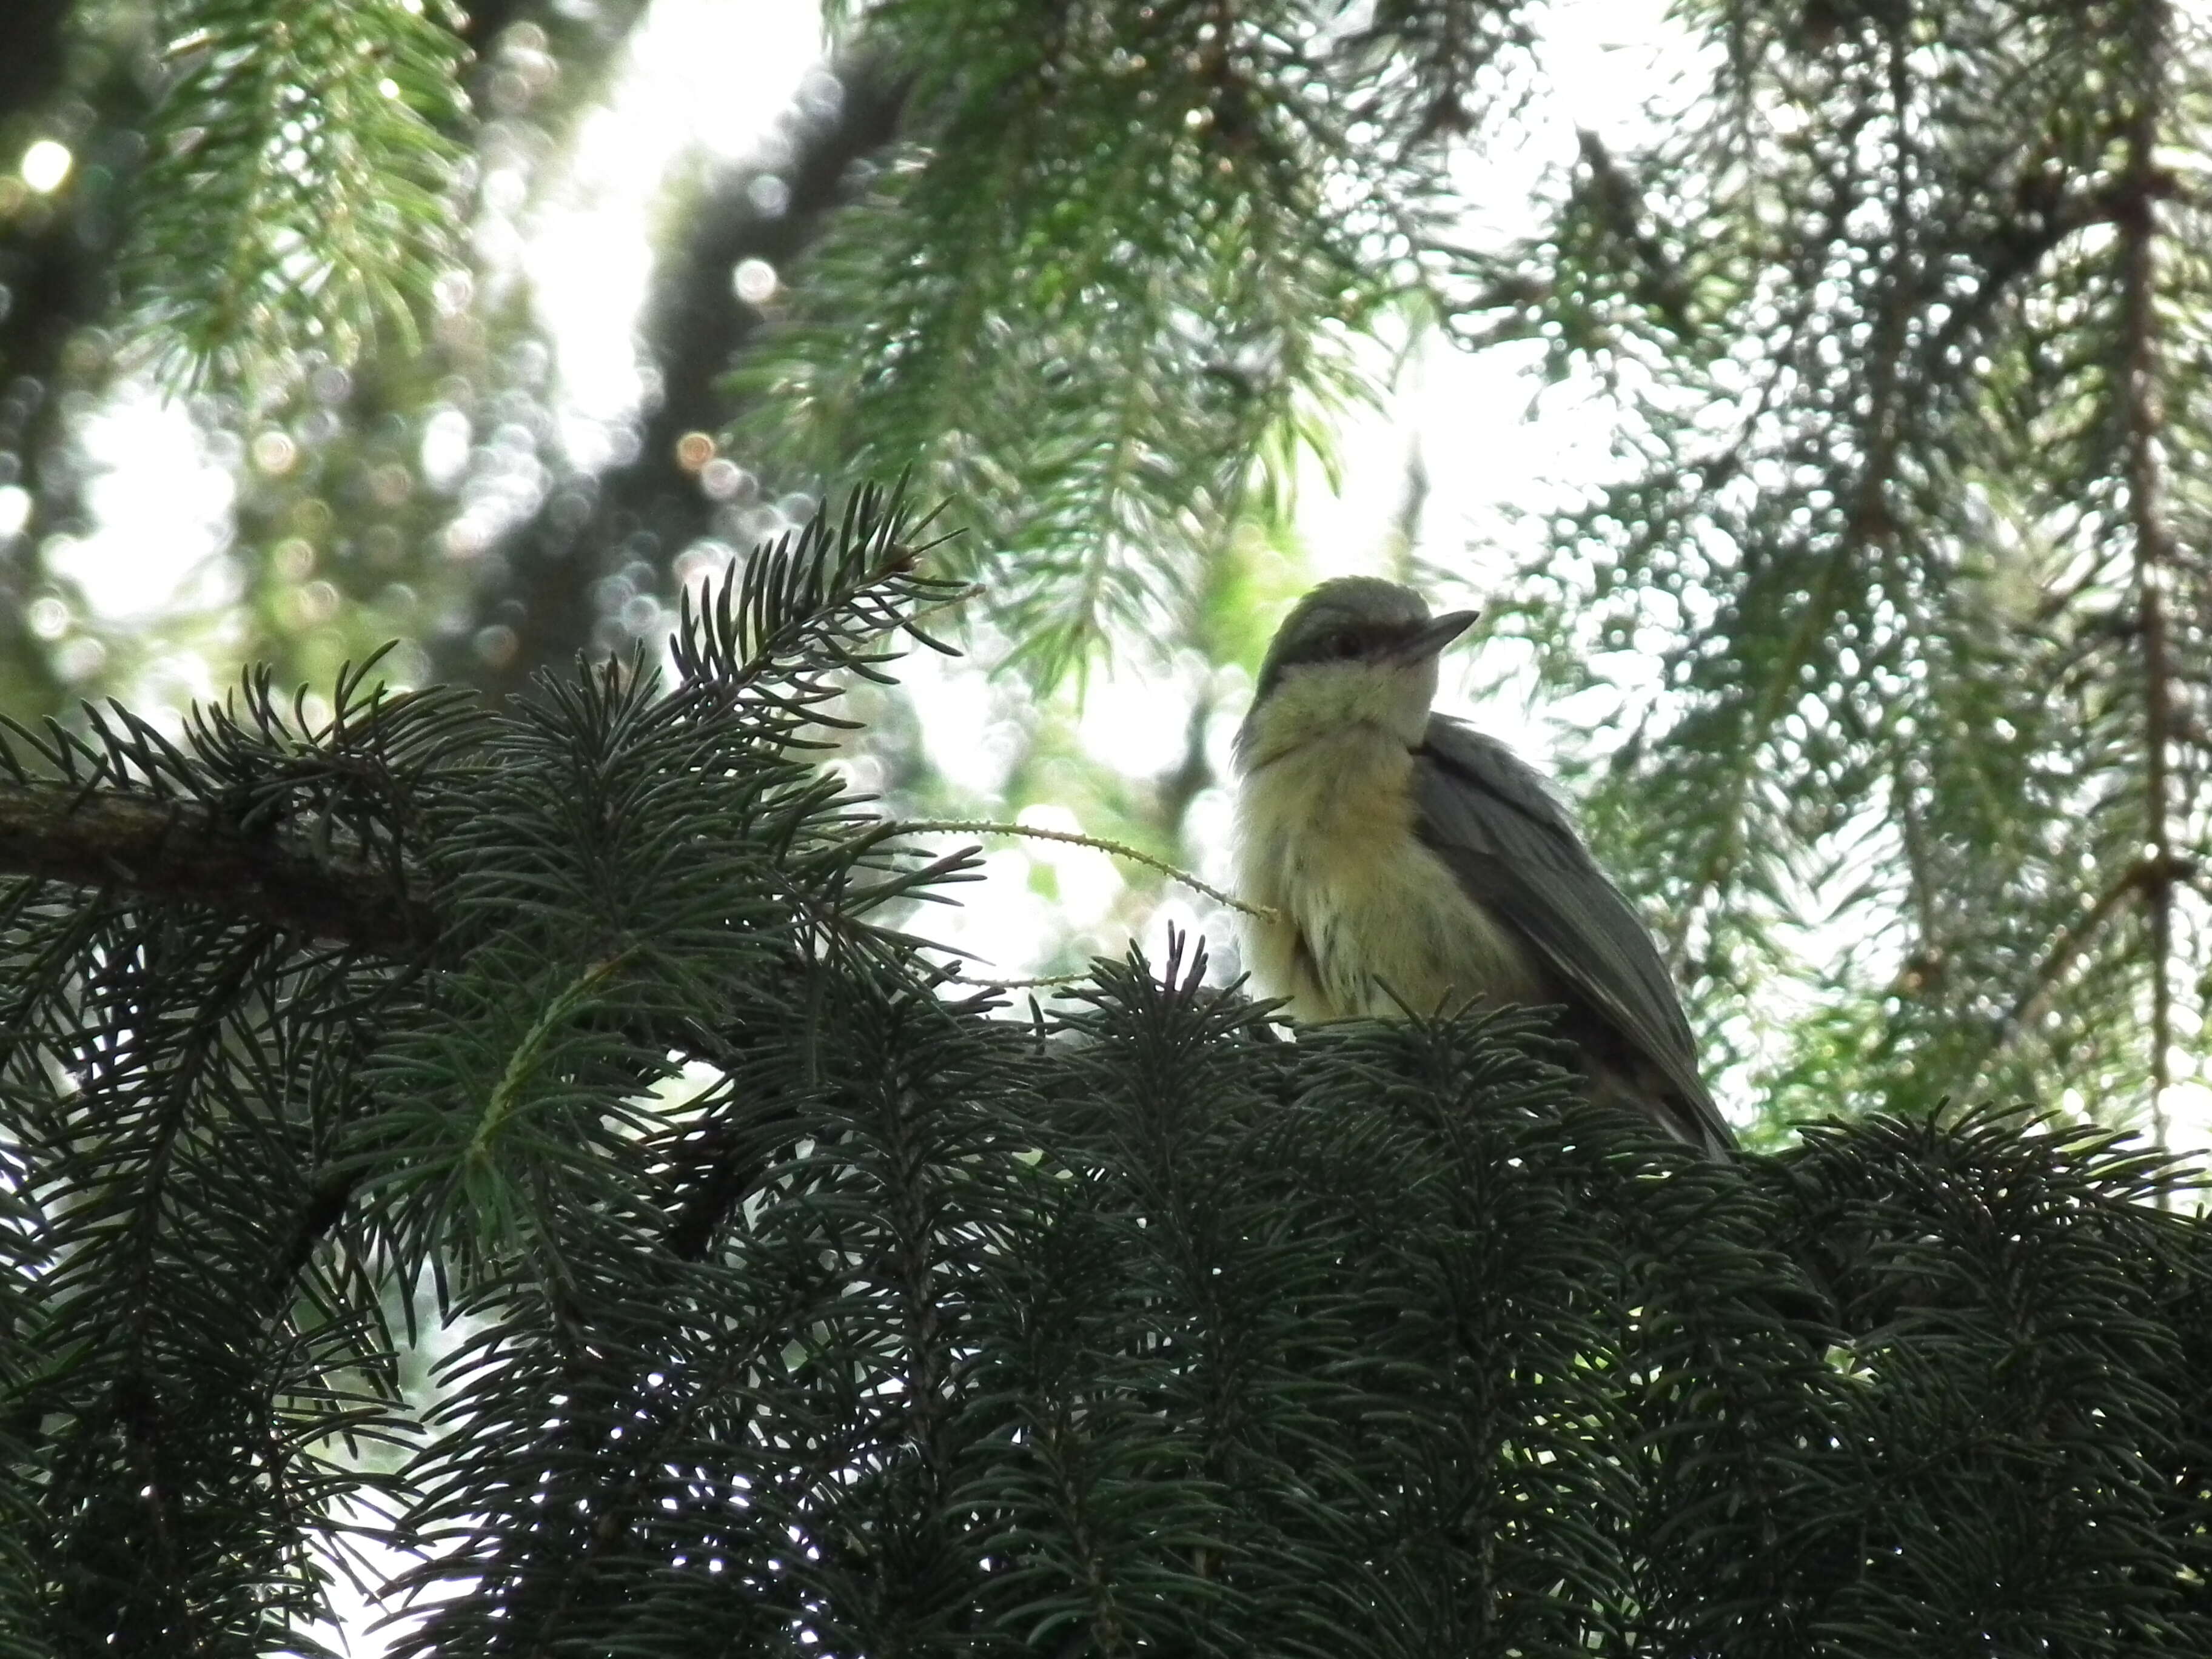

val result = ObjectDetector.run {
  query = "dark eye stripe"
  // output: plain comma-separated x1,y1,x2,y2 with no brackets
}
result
1255,612,1423,699
1295,624,1367,664
1300,622,1404,664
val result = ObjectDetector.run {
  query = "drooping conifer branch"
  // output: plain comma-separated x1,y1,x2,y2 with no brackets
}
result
2117,0,2179,1141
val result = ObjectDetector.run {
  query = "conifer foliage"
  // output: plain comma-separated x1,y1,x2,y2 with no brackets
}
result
1463,0,2212,1130
2,494,2207,1655
121,0,472,390
734,0,1546,679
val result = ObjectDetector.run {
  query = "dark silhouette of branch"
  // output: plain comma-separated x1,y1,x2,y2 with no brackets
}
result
263,1165,361,1303
436,54,910,699
1985,853,2198,1067
1575,129,1695,340
2117,2,2178,1139
0,780,435,956
1923,169,2178,374
458,1,535,49
0,0,69,117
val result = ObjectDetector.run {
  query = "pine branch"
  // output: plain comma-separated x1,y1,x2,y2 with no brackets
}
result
0,780,436,956
122,0,472,390
735,0,1520,682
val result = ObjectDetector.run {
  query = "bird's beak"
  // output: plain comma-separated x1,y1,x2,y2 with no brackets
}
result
1389,609,1480,664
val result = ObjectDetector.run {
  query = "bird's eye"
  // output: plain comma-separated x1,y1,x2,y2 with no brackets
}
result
1327,629,1361,659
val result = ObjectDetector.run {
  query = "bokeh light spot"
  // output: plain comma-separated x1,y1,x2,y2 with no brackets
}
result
432,269,474,315
473,624,519,667
274,538,316,580
27,596,69,639
20,140,71,194
369,463,414,508
732,258,778,304
444,517,491,559
55,637,105,681
250,431,298,474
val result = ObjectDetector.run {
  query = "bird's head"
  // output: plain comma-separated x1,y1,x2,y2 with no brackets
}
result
1236,578,1478,770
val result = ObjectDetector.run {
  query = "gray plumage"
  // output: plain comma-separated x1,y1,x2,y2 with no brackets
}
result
1410,716,1731,1155
1233,577,1733,1158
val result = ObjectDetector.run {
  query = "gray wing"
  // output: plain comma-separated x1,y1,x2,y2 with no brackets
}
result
1412,715,1734,1156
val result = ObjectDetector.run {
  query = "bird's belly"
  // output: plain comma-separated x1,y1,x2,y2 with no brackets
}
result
1234,734,1547,1021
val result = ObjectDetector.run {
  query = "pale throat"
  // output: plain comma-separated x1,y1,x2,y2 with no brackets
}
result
1236,659,1438,773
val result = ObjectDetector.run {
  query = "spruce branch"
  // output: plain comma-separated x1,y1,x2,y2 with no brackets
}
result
1483,0,2212,1128
122,0,472,390
1572,128,1695,340
0,780,436,955
469,950,642,1164
736,0,1521,683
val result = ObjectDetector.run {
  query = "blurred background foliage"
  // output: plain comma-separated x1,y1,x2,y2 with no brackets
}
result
0,0,2206,1152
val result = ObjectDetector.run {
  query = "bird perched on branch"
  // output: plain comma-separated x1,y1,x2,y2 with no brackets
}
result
1233,577,1733,1158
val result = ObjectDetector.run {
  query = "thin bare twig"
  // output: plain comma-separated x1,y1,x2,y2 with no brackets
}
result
893,818,1272,920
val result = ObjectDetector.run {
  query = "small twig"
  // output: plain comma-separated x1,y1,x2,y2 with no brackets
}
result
892,819,1274,921
473,951,639,1161
930,964,1093,991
